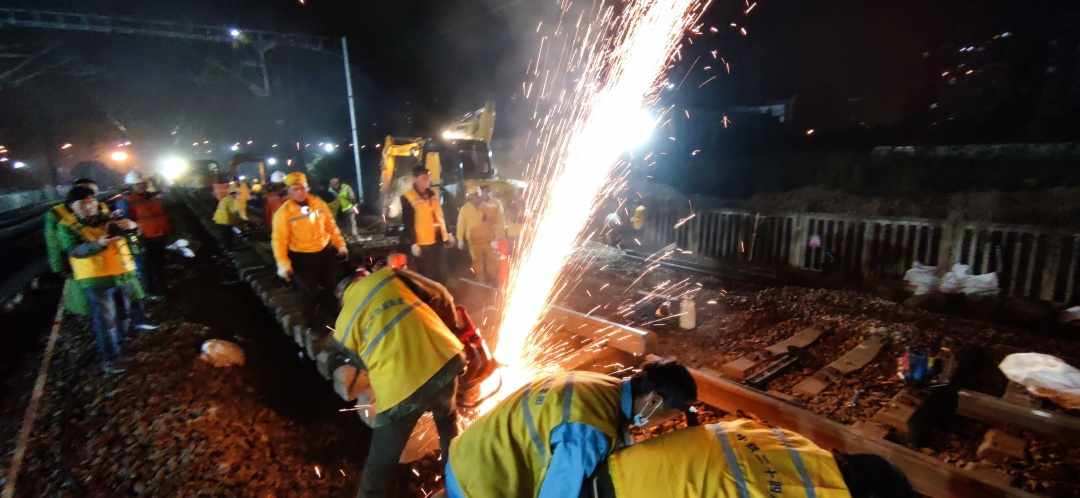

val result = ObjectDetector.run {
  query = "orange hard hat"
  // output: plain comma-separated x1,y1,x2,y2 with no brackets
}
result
387,253,408,270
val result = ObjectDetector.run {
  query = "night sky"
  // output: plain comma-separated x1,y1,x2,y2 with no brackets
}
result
0,0,1078,181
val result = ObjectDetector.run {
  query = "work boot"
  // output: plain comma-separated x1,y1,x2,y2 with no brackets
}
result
134,321,161,331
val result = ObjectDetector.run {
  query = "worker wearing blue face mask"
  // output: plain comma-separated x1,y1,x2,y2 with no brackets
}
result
444,359,698,498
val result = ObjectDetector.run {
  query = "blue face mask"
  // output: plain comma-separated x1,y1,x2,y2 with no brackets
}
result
632,400,662,427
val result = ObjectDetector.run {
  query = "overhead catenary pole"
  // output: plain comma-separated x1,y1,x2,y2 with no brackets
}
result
341,36,363,203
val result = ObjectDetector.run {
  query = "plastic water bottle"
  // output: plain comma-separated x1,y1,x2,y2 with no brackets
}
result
679,298,696,330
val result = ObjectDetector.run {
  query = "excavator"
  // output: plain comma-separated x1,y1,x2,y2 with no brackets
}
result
379,101,525,227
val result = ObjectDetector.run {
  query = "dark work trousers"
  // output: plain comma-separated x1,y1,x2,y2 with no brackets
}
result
289,245,340,332
138,236,168,295
415,241,448,285
579,462,616,498
357,377,460,498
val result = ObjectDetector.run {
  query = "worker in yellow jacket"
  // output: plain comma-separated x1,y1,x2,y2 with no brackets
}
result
334,260,466,497
234,177,251,219
455,187,504,285
272,172,348,332
56,185,150,374
584,418,915,498
445,359,697,498
401,165,454,284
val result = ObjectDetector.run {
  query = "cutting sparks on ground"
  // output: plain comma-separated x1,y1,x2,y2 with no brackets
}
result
477,0,707,412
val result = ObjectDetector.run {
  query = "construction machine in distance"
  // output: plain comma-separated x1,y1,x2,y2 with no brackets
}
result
379,101,525,230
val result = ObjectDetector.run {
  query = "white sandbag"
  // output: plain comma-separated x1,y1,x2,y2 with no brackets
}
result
999,353,1080,410
903,263,938,296
198,339,246,367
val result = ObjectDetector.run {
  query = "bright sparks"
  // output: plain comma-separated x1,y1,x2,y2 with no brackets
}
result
486,0,706,408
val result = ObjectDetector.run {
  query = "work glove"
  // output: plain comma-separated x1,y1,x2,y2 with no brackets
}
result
277,265,293,281
491,241,499,250
338,246,349,258
411,244,421,257
447,233,456,246
457,240,465,250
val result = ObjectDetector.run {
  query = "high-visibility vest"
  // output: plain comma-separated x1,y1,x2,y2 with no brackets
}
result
608,420,851,498
59,212,136,280
122,193,171,238
448,371,624,498
402,188,448,246
212,183,230,200
631,205,647,231
330,183,355,211
333,267,464,413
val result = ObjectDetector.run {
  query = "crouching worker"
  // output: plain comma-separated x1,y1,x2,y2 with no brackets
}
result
584,418,916,498
213,184,248,249
445,359,697,498
332,254,466,498
56,186,145,374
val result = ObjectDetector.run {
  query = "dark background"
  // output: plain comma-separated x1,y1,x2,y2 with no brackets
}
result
1,0,1078,197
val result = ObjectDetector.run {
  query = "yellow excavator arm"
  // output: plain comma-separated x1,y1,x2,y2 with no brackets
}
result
443,101,495,143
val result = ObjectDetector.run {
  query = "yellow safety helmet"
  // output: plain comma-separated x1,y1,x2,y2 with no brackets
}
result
284,172,308,187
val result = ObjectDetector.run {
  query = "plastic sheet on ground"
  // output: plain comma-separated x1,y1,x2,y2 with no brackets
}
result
999,353,1080,410
903,262,999,295
198,339,246,367
167,239,196,258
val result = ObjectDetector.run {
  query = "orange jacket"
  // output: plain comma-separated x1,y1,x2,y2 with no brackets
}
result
271,196,346,272
122,193,171,238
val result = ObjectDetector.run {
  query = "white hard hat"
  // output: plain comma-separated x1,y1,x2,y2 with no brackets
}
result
270,171,287,183
124,171,146,184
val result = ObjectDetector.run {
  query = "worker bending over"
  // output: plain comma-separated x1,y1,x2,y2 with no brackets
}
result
272,172,348,332
584,418,915,498
401,165,454,284
333,257,466,497
455,187,503,285
117,172,171,300
445,359,697,498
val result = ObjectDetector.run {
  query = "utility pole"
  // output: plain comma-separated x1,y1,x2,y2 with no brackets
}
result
341,36,363,204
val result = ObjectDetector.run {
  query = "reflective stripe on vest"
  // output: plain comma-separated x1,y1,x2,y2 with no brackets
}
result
771,426,817,498
713,423,751,498
333,267,463,413
447,371,623,498
607,420,852,498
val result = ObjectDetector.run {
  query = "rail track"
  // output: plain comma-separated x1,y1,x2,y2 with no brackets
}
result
179,188,1062,498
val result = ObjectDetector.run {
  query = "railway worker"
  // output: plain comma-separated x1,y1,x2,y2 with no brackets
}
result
263,171,288,227
401,165,454,284
56,186,146,374
332,254,466,498
211,184,246,231
444,359,698,498
116,171,171,300
234,176,251,220
583,418,916,498
505,187,526,255
328,177,359,239
271,172,348,332
630,204,646,232
455,188,499,285
45,178,113,316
